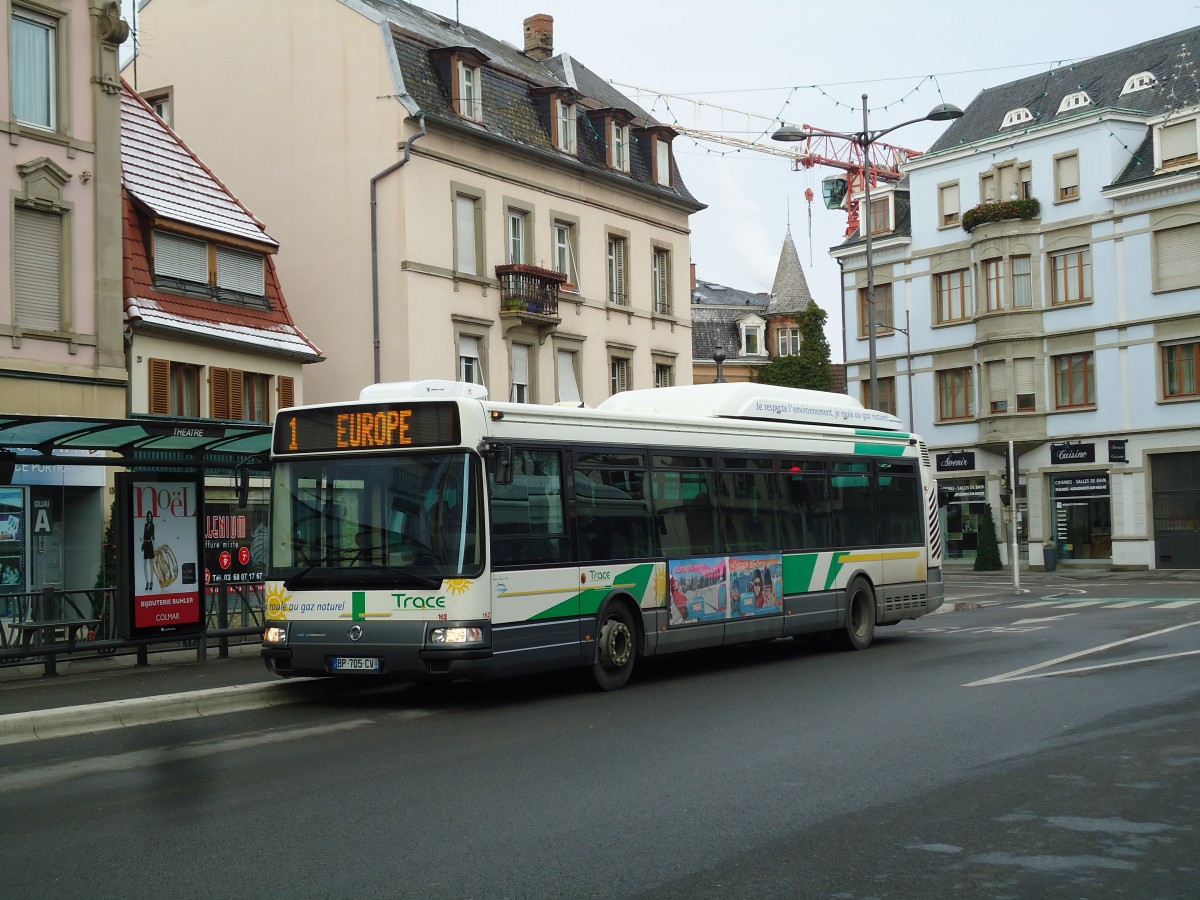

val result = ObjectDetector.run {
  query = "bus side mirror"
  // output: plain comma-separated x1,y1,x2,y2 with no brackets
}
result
483,441,513,485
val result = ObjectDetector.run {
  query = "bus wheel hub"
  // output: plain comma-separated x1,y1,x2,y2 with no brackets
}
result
600,619,631,668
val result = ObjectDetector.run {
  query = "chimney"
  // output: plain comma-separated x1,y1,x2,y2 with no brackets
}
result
523,14,553,61
690,262,697,290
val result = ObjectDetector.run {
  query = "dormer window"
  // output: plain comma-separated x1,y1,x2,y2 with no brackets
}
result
1001,108,1033,129
458,60,481,122
739,315,766,356
1057,91,1092,115
555,98,576,153
1157,118,1199,169
1121,71,1157,96
154,230,268,305
611,120,630,172
867,193,893,235
655,135,673,187
432,47,490,124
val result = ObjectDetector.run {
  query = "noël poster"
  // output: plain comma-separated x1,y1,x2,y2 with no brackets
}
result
129,477,202,632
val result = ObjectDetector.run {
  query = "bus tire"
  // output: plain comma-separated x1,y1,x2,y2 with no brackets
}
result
591,600,638,691
837,576,876,651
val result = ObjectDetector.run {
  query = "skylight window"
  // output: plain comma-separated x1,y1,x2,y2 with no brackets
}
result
1057,91,1092,114
1001,108,1033,129
1120,71,1157,96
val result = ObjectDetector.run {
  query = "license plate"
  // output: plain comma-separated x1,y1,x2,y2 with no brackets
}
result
332,657,380,672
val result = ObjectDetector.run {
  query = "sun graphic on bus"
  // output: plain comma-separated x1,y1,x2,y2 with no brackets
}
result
443,579,472,597
653,564,667,604
265,583,292,620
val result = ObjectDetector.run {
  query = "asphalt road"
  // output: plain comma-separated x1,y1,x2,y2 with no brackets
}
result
1,583,1197,899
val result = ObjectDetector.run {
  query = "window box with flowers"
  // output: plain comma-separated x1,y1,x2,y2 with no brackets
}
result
962,198,1040,233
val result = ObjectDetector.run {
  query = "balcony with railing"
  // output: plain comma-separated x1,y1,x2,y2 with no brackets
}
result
495,264,565,329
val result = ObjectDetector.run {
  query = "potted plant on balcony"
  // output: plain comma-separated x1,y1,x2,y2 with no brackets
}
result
962,197,1040,233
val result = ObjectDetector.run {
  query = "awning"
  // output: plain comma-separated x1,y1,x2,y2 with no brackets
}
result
0,414,271,468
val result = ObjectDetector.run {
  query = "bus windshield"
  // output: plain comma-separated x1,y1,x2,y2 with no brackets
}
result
269,451,483,587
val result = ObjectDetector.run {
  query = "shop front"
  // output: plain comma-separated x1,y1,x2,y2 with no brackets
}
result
935,451,986,562
1048,444,1112,562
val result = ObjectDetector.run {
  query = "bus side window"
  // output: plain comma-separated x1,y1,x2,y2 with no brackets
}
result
489,448,567,568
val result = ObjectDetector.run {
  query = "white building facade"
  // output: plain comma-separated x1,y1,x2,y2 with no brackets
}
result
834,27,1200,570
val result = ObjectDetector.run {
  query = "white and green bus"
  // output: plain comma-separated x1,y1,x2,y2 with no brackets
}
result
261,380,944,690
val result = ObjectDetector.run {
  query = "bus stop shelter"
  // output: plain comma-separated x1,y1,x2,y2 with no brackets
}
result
0,414,272,673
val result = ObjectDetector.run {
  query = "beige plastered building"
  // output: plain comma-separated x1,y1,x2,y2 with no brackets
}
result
127,0,704,406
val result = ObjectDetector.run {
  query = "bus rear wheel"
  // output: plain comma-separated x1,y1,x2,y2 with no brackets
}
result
591,601,637,691
837,577,876,651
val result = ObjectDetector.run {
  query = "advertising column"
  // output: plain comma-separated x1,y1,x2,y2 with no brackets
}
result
117,474,204,639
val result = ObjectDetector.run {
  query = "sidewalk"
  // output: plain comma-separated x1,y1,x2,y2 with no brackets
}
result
1,567,1197,744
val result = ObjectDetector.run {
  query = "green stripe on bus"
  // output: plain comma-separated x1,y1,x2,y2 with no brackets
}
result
782,553,818,593
531,563,657,620
853,442,907,456
854,429,908,438
825,552,849,590
352,591,366,621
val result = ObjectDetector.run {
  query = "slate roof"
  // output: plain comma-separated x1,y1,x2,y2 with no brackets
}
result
766,230,814,315
690,280,768,364
360,0,702,210
927,26,1200,156
120,82,321,361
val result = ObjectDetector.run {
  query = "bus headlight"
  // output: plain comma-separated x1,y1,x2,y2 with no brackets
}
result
263,625,289,645
428,626,484,645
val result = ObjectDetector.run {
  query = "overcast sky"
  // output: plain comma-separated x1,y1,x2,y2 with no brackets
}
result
128,1,1200,360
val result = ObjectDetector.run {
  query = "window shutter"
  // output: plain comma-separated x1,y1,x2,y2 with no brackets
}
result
155,232,208,282
455,196,477,274
149,359,171,415
1155,224,1200,291
13,207,62,330
1056,154,1079,194
278,375,295,409
989,361,1007,404
216,247,266,295
615,239,626,300
510,344,529,401
230,369,245,420
1160,121,1198,164
556,350,580,402
980,174,995,201
210,367,230,419
941,183,959,221
998,165,1018,200
1015,358,1035,394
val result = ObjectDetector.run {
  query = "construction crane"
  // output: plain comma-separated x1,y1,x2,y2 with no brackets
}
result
616,85,922,238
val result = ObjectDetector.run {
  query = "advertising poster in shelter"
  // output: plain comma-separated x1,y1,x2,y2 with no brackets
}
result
126,476,203,636
204,502,267,586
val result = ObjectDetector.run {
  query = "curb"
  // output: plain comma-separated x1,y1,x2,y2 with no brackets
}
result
0,678,320,746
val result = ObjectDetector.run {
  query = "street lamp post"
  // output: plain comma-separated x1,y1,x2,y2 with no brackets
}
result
772,95,962,410
712,346,727,384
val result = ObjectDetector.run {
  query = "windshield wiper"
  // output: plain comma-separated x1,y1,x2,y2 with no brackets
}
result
283,547,442,590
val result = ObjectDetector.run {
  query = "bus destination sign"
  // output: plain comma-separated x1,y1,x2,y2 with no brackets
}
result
274,402,460,454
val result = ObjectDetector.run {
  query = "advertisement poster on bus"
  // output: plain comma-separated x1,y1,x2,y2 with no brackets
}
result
122,475,203,637
204,502,267,586
727,554,783,618
668,557,727,625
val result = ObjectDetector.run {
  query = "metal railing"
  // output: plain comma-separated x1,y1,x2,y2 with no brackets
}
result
1,583,267,676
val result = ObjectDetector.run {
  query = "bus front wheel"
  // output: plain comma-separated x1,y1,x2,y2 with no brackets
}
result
837,577,876,651
592,601,638,691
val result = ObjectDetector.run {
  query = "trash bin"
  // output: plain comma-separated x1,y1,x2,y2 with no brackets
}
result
1043,546,1057,572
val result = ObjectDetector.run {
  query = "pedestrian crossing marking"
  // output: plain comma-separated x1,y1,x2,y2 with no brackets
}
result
1157,600,1200,609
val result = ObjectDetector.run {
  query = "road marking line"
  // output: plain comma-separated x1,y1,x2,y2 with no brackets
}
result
1104,601,1149,608
976,649,1200,683
965,620,1200,687
1156,600,1200,608
1051,600,1107,607
1012,613,1079,625
1013,602,1046,608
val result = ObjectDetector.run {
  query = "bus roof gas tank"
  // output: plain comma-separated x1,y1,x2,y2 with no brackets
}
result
597,383,903,431
359,380,489,402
